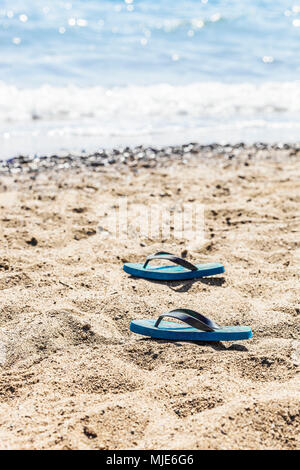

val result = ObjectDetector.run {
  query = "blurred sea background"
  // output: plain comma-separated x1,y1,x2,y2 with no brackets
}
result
1,0,300,158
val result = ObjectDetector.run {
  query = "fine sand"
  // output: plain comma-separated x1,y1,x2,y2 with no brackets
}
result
0,146,299,449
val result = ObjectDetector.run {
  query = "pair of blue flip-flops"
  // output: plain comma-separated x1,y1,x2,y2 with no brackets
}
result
123,251,252,342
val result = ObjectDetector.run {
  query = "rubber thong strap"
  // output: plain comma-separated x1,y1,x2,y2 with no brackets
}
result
154,309,221,332
143,252,197,271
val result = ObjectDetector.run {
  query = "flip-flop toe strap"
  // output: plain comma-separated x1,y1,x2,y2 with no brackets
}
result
143,252,197,271
154,308,221,332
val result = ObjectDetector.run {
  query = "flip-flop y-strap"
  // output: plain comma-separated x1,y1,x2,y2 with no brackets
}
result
130,308,252,341
123,252,225,280
154,308,220,331
143,252,198,271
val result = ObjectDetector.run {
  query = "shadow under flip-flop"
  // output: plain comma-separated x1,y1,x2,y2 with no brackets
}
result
139,337,249,352
127,275,226,292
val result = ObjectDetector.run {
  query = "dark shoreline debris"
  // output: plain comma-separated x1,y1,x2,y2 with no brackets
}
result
0,142,299,175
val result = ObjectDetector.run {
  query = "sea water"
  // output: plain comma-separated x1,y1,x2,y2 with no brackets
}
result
1,0,300,158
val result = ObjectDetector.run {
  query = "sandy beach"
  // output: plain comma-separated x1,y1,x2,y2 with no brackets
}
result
0,144,299,450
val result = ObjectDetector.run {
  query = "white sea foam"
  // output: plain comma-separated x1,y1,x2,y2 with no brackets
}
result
1,81,300,122
1,81,300,158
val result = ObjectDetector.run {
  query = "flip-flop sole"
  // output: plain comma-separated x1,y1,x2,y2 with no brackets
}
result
123,262,225,280
130,319,252,341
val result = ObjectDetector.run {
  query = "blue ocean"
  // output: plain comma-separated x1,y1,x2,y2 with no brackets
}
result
1,0,300,157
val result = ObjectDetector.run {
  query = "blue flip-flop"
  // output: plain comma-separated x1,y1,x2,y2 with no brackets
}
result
123,251,224,281
130,308,252,341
